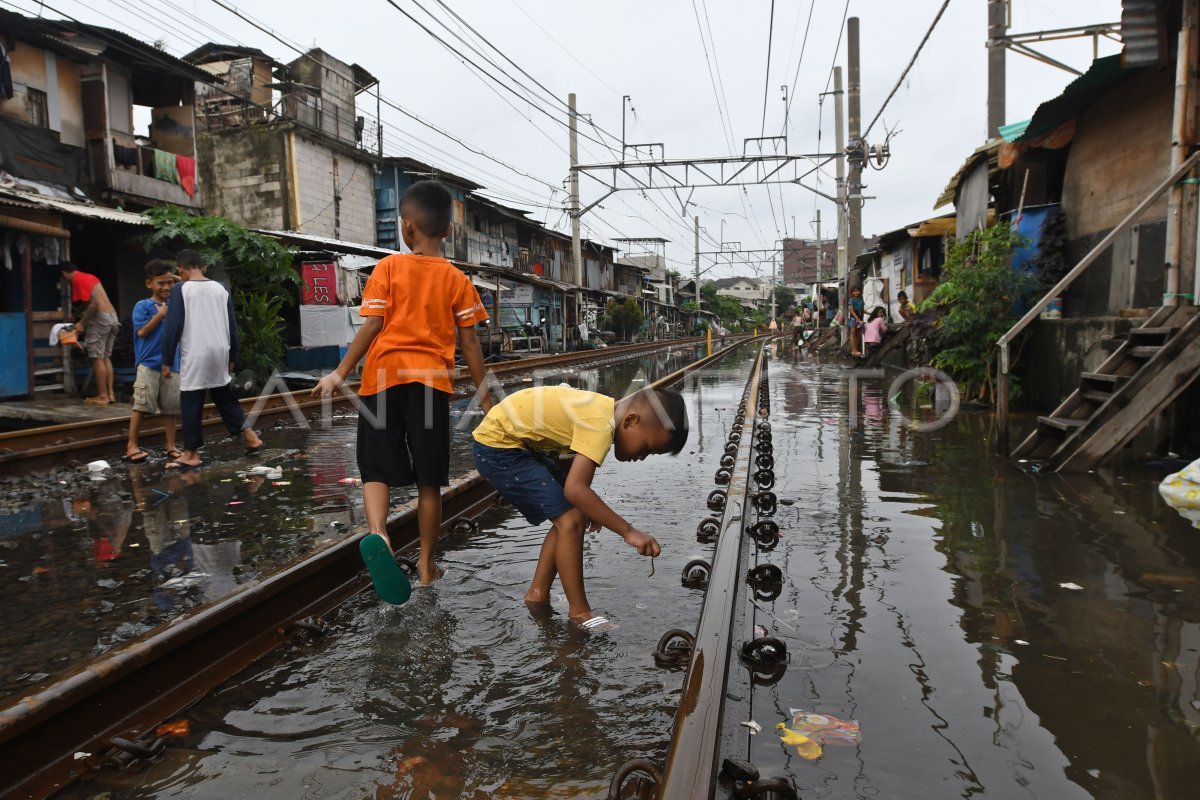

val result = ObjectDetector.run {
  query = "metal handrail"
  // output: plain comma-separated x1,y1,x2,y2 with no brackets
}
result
994,148,1200,454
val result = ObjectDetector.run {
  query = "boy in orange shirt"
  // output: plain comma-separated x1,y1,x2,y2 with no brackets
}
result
313,181,490,603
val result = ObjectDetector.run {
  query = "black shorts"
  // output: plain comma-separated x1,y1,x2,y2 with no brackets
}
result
356,382,451,487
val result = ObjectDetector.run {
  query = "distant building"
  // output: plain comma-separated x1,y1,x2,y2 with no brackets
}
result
782,238,835,285
708,276,771,310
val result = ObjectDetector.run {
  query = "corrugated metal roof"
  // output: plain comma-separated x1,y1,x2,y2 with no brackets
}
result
998,119,1031,143
0,188,151,225
1013,55,1134,144
1121,0,1168,68
935,140,1000,209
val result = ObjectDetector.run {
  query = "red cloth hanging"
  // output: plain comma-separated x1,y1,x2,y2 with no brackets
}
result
175,154,196,196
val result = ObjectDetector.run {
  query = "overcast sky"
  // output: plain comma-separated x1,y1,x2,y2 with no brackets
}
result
7,0,1123,278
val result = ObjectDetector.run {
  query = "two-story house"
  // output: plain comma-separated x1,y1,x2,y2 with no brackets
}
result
0,10,210,399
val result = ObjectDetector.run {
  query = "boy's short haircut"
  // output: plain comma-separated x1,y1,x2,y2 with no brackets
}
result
144,259,174,280
59,261,78,274
176,249,205,270
400,180,453,238
637,388,689,455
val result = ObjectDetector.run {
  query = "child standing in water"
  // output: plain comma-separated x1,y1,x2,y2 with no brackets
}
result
313,180,491,604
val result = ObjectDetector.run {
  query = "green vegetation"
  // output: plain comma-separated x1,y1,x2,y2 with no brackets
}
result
918,222,1034,403
140,208,297,384
607,297,645,341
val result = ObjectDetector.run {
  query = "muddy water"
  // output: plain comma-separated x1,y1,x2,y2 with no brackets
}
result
34,339,1200,799
0,345,705,704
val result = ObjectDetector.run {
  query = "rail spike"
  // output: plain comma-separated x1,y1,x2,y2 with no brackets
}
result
653,629,697,669
681,558,712,588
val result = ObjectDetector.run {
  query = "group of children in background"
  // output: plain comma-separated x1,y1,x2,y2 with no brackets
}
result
62,253,261,469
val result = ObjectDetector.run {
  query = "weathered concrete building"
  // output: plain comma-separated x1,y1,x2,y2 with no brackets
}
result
187,44,380,245
0,10,209,398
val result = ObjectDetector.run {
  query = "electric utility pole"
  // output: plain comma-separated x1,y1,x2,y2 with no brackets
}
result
694,215,701,307
847,17,862,269
846,18,862,345
988,0,1007,138
834,66,847,282
569,93,583,329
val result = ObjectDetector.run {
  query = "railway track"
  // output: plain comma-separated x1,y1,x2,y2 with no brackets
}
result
608,343,795,800
0,335,758,800
0,336,728,476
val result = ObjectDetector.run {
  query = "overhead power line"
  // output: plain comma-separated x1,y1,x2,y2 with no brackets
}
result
863,0,952,140
760,0,776,137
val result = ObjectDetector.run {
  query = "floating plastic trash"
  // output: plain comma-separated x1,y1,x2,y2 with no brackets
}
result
788,710,861,745
1058,582,1083,591
86,460,110,472
1159,457,1200,528
776,723,822,760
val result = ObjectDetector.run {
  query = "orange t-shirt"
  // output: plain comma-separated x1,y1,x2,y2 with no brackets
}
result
358,254,489,396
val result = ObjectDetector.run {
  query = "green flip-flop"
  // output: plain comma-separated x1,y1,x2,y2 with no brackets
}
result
358,533,411,605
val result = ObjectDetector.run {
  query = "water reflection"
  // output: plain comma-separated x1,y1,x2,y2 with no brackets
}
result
749,352,1200,799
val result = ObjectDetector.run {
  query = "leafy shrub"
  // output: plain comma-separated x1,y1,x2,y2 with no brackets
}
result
919,223,1035,402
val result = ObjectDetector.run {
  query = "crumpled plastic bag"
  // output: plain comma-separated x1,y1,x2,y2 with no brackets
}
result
1159,458,1200,529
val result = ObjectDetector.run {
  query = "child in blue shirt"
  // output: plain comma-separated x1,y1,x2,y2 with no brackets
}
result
126,260,181,462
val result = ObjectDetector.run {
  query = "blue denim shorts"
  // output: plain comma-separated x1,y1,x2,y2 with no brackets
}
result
472,441,571,525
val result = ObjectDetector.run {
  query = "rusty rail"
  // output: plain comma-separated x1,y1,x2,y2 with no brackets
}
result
0,336,758,800
0,337,725,475
657,344,768,800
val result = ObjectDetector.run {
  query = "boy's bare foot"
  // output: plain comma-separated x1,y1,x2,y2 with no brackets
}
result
417,562,444,585
524,588,552,605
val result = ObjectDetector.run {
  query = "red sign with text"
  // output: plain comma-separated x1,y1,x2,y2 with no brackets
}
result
301,262,337,305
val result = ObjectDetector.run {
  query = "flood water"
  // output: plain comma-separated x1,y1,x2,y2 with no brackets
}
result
0,345,706,705
14,339,1200,799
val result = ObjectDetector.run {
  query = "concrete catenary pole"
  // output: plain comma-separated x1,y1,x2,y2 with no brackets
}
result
569,93,583,332
846,17,862,343
834,66,847,290
694,215,701,327
987,0,1007,139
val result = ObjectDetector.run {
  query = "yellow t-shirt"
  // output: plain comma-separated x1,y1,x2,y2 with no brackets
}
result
473,386,616,466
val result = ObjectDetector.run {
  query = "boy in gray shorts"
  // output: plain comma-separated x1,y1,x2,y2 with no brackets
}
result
125,260,180,462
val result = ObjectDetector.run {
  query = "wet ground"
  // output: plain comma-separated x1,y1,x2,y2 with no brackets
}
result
13,339,1200,798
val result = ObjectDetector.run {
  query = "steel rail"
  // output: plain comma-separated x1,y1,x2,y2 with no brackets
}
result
0,337,758,800
0,337,722,475
659,344,767,800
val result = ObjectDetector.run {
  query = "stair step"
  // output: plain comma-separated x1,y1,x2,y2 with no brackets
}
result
1080,372,1127,384
1127,345,1162,358
1038,415,1088,433
1131,326,1173,338
1080,389,1113,404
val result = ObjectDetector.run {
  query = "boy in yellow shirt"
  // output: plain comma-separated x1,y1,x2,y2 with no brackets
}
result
472,385,688,631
